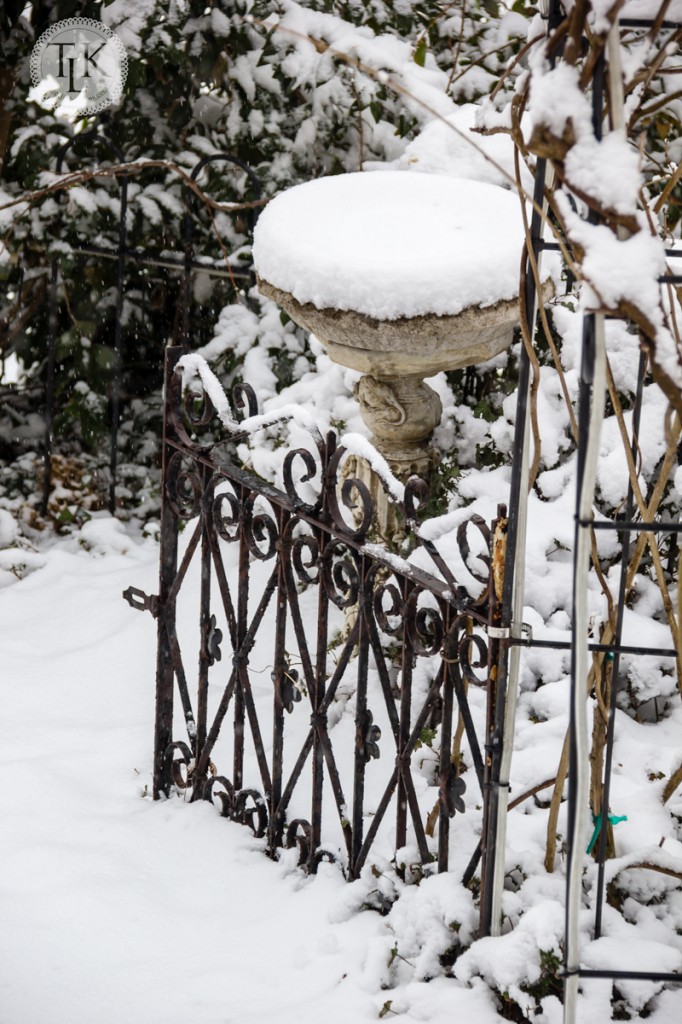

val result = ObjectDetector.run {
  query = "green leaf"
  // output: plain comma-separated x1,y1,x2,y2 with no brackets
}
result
413,38,427,67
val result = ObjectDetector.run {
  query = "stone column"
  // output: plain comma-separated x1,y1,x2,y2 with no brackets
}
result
347,373,442,542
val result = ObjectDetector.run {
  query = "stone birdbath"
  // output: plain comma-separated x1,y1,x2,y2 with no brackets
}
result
253,171,550,536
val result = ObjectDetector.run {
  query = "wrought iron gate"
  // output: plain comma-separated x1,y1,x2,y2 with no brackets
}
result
126,345,503,900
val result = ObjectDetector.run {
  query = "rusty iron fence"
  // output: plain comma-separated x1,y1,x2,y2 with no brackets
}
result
125,345,505,907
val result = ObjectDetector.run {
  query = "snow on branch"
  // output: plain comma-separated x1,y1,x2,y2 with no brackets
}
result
518,3,682,416
175,353,324,443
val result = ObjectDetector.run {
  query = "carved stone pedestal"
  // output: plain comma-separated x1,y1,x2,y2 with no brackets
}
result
349,374,441,541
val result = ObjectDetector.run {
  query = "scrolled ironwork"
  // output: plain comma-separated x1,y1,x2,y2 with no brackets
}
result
457,514,491,595
232,381,258,422
405,587,444,656
371,569,405,637
165,740,193,789
233,788,268,837
212,487,241,542
168,363,216,451
310,848,343,874
283,446,324,516
243,491,279,560
458,625,490,686
327,446,373,539
144,347,499,914
202,775,235,817
166,449,203,520
442,613,490,686
289,526,320,586
403,474,430,523
321,538,360,609
285,818,312,866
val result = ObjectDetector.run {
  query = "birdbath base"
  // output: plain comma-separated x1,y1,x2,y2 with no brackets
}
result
348,372,442,540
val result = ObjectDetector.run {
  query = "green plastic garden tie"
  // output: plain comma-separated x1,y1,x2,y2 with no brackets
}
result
586,811,628,854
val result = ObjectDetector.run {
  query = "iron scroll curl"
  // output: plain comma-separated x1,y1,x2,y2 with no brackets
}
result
166,450,203,520
168,363,216,452
212,486,241,542
289,527,320,586
242,491,279,560
405,586,445,657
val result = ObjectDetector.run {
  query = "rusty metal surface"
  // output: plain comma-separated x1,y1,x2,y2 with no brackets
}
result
126,345,503,914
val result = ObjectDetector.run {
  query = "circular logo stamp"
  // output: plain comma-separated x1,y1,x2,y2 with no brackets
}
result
30,18,128,115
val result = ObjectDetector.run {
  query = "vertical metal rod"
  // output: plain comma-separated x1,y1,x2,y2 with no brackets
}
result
196,465,213,775
484,150,550,934
234,485,249,791
109,168,128,514
480,508,504,917
564,39,608,1024
593,350,646,934
564,313,607,1024
592,16,632,936
483,0,564,934
42,259,59,516
351,557,370,877
311,519,330,865
270,510,289,852
396,578,413,851
153,345,182,797
438,631,455,873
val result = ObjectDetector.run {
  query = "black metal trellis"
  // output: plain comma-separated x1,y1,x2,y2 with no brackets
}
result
43,131,127,517
125,345,504,904
181,153,261,346
42,131,259,515
491,0,682,1013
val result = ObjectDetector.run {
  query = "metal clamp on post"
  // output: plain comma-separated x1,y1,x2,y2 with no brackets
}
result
487,625,510,639
487,623,533,644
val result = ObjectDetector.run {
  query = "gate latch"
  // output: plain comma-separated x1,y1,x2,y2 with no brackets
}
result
123,586,159,618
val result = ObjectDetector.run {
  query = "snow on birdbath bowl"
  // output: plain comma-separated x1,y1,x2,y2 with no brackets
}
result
253,171,549,535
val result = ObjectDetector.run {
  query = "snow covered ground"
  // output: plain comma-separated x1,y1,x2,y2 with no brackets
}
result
0,520,504,1024
1,461,681,1024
